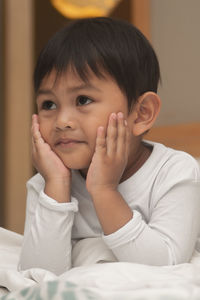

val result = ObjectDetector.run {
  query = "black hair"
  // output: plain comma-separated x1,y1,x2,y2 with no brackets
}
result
34,17,160,111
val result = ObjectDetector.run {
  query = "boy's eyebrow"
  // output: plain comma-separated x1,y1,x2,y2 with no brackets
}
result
36,83,101,97
36,82,101,97
66,82,101,93
36,89,55,97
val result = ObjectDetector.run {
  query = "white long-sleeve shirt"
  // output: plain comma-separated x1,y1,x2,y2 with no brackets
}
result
19,141,200,275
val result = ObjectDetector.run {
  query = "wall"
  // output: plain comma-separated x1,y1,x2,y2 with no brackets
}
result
3,0,33,233
151,0,200,125
0,0,4,227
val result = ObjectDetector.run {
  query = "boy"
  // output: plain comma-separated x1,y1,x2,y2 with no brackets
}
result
19,17,200,275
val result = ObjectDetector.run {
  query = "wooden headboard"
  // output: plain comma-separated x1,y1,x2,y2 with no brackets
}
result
146,123,200,158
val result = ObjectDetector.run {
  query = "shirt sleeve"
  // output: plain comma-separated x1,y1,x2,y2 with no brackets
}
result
103,156,200,266
18,174,78,275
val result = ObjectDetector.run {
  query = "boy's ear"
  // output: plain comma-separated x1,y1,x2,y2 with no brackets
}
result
130,92,161,136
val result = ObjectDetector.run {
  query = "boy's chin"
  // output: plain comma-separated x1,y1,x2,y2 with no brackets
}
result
56,150,92,171
62,159,90,171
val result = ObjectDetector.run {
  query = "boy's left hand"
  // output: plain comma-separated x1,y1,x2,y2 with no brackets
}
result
86,112,131,195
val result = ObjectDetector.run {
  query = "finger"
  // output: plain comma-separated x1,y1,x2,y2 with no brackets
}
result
31,139,37,167
31,136,37,154
32,114,40,138
116,112,126,156
31,134,39,170
32,114,44,145
106,113,117,156
125,122,131,159
31,114,39,130
31,116,37,154
95,126,106,155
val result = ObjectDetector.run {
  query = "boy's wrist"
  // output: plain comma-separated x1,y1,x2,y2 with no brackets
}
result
44,178,71,203
45,176,71,184
89,186,118,200
89,188,133,235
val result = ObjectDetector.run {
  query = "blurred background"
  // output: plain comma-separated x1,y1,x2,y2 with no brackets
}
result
0,0,200,234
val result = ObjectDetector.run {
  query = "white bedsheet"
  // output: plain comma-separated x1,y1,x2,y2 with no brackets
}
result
1,226,200,299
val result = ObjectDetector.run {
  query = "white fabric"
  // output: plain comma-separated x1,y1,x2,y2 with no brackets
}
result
19,141,200,275
1,227,200,298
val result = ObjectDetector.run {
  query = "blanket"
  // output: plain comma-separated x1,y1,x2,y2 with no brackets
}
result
1,227,200,299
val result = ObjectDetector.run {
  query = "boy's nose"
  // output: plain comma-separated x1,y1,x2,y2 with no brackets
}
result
55,113,76,131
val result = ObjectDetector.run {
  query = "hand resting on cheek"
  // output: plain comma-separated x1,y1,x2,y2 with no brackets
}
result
86,112,131,196
31,114,71,203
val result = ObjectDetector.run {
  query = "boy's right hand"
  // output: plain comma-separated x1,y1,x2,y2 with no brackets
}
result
31,114,71,182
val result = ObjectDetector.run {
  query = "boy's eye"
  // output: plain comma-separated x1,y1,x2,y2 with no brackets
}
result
41,100,56,110
77,95,93,106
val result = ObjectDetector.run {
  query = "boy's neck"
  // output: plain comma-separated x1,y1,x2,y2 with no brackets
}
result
119,141,152,183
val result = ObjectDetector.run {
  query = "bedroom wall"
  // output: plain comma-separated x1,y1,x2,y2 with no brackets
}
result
151,0,200,126
3,0,33,233
0,0,4,227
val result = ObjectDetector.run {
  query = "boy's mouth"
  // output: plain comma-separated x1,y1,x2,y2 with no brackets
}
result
55,138,85,148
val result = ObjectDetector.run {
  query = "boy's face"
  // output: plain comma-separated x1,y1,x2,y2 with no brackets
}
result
36,67,133,170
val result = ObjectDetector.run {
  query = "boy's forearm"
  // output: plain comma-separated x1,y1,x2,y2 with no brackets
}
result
44,178,71,203
90,189,133,235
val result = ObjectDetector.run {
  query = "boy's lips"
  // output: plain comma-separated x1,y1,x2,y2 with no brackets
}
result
54,137,85,147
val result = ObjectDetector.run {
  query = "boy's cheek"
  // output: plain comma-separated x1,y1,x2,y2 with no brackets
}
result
94,117,109,132
38,115,50,130
37,114,44,126
38,121,49,140
37,115,41,125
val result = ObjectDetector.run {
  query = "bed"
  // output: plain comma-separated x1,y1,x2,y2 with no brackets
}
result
1,222,200,300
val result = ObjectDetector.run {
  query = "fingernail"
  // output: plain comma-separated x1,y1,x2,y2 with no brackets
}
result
111,113,117,119
118,112,123,118
124,120,128,126
98,126,104,134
